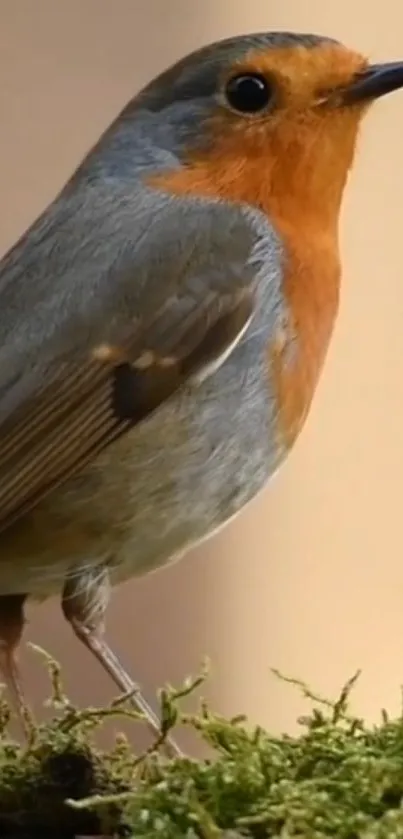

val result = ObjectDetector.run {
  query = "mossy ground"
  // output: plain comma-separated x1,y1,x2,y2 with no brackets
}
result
2,651,403,838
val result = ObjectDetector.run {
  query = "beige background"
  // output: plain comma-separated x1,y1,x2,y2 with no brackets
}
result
1,0,403,749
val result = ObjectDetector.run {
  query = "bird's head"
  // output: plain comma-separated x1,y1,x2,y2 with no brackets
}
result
130,33,403,447
134,32,403,226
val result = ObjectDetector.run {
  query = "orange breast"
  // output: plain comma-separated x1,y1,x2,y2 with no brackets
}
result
268,215,340,447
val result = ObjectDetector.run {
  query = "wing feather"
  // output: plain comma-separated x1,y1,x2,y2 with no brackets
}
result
0,181,267,531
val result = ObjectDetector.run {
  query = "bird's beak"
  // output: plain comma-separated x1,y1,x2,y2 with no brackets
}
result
341,61,403,105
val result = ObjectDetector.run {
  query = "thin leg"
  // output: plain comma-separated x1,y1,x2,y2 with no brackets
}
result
0,594,29,733
61,565,182,758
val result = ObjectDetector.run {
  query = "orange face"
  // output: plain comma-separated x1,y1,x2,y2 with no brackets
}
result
225,42,368,107
151,43,369,222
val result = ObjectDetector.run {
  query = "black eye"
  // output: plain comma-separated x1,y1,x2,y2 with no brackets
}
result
225,73,273,114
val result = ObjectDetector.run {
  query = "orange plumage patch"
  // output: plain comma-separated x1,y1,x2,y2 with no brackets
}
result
228,42,368,110
148,42,368,446
268,223,340,447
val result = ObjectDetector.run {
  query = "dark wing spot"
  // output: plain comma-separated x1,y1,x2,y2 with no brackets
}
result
112,361,181,424
112,363,149,422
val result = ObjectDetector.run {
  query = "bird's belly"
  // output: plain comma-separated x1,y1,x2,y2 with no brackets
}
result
0,348,285,598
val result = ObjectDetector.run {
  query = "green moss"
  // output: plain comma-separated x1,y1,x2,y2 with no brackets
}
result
2,652,403,838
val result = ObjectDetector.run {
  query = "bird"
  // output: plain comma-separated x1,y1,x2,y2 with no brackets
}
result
0,30,402,754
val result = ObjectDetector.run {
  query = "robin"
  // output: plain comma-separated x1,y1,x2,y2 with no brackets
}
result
0,31,402,753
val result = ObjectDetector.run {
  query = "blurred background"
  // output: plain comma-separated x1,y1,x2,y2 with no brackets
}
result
1,0,403,749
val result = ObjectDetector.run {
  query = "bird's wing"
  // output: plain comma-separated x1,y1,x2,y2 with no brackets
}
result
0,186,275,531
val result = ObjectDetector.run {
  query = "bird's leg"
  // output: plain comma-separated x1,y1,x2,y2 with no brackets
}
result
61,565,182,758
0,593,30,734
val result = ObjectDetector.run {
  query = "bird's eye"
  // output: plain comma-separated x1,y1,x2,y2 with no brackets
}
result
224,73,274,114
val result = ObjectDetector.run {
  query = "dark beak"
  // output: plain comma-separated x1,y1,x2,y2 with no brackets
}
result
341,61,403,105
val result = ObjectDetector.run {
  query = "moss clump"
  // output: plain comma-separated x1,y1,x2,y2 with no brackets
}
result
2,652,403,838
